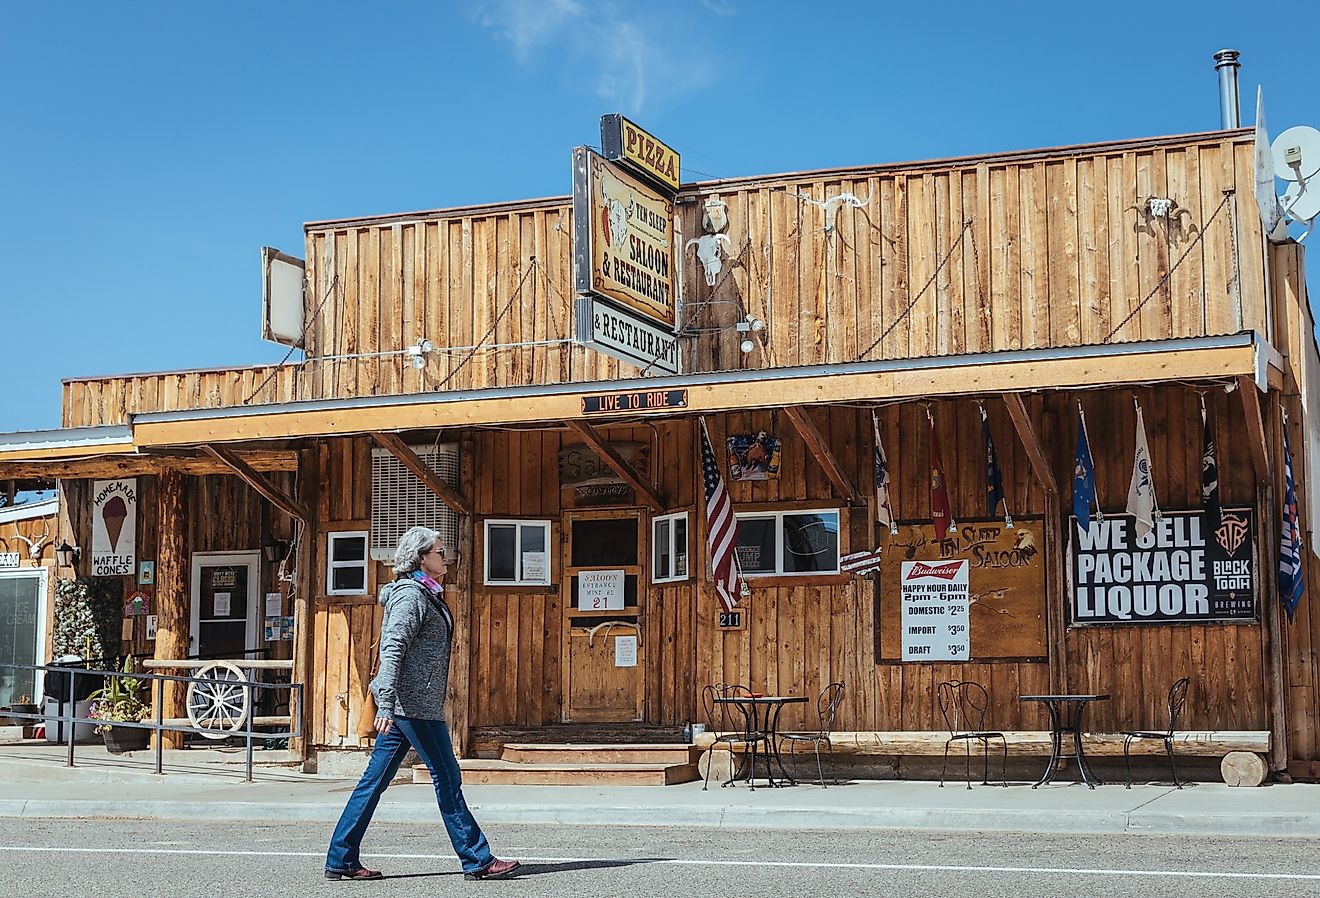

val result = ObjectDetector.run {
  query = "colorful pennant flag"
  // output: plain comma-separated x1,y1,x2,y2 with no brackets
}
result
1201,395,1221,533
1127,399,1160,540
981,404,1012,528
699,417,743,612
1073,402,1099,533
927,406,955,540
1280,409,1304,623
872,410,898,535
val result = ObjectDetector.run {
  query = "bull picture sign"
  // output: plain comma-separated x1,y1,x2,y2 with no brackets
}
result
1068,507,1257,625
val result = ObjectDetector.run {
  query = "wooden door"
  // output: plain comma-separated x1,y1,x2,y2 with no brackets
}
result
561,510,645,722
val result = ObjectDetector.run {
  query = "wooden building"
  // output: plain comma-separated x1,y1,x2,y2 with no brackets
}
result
2,126,1319,776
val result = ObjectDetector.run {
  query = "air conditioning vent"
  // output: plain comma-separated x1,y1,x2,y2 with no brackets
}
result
370,443,460,561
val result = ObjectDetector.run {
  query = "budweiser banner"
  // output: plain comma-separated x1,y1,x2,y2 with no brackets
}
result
1069,507,1257,625
901,559,970,661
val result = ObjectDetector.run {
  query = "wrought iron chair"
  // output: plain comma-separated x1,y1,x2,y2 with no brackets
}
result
779,682,846,787
700,683,771,790
1122,676,1190,789
937,680,1008,789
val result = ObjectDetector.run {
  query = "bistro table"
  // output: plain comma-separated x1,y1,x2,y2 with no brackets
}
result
1019,694,1111,789
712,694,808,787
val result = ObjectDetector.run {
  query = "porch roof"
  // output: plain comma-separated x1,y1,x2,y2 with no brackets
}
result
0,331,1283,466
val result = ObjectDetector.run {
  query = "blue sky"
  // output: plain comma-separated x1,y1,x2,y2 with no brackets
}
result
1,1,1314,432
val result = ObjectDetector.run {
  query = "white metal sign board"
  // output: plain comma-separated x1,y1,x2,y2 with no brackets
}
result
900,559,970,662
575,295,680,375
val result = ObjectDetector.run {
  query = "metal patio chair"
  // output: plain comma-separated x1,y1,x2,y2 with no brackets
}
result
700,683,770,790
937,680,1008,789
779,682,846,787
1122,676,1190,789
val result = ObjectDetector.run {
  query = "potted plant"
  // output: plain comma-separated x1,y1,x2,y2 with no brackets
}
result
87,657,152,754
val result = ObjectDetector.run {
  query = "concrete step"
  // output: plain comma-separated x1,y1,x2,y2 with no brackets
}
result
414,758,701,786
499,743,702,766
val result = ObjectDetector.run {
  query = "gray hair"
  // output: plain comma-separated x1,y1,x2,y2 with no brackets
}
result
392,526,442,575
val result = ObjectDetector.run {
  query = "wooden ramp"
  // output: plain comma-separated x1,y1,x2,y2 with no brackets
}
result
414,743,702,786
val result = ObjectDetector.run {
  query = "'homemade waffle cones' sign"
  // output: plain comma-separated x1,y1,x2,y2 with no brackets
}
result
92,478,137,576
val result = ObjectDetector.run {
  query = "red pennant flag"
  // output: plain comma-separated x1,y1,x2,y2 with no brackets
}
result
928,410,955,540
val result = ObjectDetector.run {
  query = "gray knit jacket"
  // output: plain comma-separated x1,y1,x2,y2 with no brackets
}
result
369,577,453,721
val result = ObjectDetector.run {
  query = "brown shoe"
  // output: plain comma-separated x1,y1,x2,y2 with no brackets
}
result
325,866,383,880
464,859,521,880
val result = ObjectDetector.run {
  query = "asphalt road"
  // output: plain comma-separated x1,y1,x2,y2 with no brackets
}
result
3,818,1320,898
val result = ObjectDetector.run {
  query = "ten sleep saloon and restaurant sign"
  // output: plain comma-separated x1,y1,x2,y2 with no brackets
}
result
572,115,681,376
1069,507,1257,625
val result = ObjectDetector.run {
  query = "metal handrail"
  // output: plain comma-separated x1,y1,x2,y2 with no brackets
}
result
1,660,303,783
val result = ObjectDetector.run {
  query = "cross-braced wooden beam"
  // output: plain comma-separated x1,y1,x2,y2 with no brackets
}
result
370,432,471,516
1002,394,1058,496
782,406,858,503
1237,375,1271,485
563,420,665,512
202,444,308,522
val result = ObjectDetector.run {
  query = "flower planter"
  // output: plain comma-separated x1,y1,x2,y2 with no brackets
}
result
102,724,151,754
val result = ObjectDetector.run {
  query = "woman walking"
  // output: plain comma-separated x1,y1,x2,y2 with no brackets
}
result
326,526,519,881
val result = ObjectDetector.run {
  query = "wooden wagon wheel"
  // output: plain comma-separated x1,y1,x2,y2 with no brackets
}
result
186,661,251,739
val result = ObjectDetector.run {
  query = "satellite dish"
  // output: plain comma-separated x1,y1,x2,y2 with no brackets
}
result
1271,126,1320,183
1282,181,1320,226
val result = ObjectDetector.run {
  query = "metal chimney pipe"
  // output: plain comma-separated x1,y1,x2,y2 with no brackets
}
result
1214,49,1241,129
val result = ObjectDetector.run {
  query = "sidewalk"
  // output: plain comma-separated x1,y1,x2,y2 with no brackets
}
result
1,741,1317,838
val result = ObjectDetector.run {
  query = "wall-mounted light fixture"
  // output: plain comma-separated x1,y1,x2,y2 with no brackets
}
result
54,541,81,568
263,538,290,564
736,316,766,353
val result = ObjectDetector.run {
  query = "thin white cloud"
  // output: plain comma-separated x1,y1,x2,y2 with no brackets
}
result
471,1,716,114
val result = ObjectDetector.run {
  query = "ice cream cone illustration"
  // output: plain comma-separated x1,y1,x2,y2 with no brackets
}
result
103,495,128,553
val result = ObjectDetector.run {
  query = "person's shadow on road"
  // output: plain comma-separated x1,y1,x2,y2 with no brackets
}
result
382,858,658,880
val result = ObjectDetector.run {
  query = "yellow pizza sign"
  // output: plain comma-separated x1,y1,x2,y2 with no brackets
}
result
601,114,681,193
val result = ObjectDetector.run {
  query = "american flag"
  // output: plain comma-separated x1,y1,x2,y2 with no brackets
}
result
700,417,742,612
1280,411,1304,623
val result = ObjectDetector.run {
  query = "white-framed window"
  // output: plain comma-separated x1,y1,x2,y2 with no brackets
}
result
734,508,840,576
327,530,370,596
483,519,552,586
652,511,690,584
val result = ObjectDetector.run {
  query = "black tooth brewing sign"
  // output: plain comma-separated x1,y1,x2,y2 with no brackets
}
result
1068,507,1258,625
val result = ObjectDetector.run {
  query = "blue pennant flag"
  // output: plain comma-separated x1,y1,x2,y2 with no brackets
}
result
983,414,1008,524
1073,415,1098,532
1280,417,1304,623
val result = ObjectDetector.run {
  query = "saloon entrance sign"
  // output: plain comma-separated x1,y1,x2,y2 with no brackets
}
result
1069,507,1257,624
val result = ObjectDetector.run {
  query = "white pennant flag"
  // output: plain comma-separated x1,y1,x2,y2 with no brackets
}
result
1126,401,1159,539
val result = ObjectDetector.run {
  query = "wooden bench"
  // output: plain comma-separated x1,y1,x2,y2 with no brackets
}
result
695,730,1271,783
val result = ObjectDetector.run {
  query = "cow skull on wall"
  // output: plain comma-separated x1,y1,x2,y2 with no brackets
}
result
686,233,733,286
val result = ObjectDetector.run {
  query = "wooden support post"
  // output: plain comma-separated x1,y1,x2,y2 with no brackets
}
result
291,446,318,768
782,405,859,503
153,468,188,750
1238,375,1270,485
1003,394,1058,495
369,432,471,516
563,420,666,512
202,445,309,522
449,433,476,757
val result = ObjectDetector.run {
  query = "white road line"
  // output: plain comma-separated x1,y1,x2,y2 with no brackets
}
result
0,846,1318,881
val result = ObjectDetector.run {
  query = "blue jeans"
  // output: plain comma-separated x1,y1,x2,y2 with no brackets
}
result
326,716,495,875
